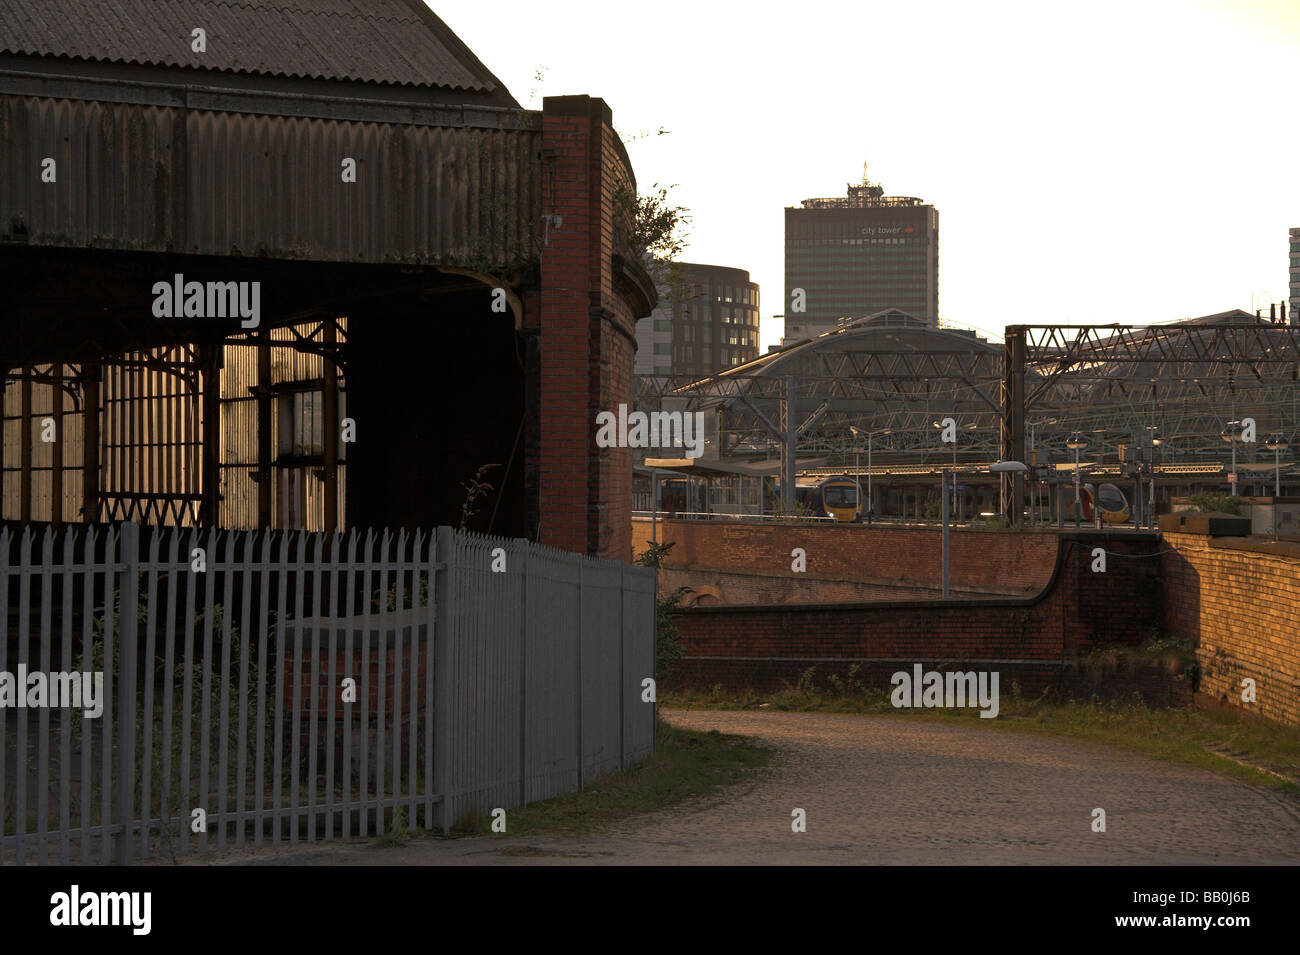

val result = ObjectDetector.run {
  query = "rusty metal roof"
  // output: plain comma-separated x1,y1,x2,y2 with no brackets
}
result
1,95,543,266
0,0,510,93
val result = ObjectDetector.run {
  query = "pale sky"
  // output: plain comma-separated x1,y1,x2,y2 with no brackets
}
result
434,0,1300,350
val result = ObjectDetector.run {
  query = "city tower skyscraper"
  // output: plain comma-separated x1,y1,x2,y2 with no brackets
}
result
784,165,938,341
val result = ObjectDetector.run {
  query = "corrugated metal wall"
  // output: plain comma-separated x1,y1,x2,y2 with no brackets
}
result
0,96,543,267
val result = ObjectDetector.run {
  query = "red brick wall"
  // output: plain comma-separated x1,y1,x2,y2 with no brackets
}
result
668,534,1164,694
537,95,638,561
1163,531,1300,725
634,519,1059,594
660,566,951,605
591,119,637,562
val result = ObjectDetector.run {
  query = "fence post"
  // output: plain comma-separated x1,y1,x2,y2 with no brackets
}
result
618,563,625,771
575,560,583,790
431,526,453,833
649,566,657,755
517,542,528,807
116,522,140,865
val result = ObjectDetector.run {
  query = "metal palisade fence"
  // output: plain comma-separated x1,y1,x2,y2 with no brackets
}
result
0,523,657,864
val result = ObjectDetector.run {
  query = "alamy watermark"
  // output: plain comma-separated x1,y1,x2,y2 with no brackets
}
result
151,273,261,328
594,403,705,458
0,666,104,718
890,664,1000,718
50,885,151,935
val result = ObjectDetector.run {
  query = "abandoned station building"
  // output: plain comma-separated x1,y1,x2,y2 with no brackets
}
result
0,0,655,560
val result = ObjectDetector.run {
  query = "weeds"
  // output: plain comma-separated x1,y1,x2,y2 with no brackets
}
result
376,805,411,847
458,714,770,837
633,541,688,675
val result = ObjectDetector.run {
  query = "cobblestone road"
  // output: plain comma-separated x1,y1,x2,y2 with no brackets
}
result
209,709,1300,866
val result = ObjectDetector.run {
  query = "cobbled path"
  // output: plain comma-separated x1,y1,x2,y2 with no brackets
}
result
203,709,1300,866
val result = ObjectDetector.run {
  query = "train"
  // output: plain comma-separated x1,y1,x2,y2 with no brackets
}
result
794,476,860,522
653,474,861,521
649,472,1131,525
1073,482,1132,524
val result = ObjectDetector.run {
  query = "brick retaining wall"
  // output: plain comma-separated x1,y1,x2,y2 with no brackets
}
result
1163,532,1300,725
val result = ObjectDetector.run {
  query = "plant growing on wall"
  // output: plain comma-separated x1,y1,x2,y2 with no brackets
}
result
459,463,501,529
634,540,687,675
611,180,692,293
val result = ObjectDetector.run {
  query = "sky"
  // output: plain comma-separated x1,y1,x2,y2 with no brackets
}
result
433,0,1300,351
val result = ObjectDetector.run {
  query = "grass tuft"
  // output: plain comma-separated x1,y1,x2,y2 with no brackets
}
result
453,716,772,837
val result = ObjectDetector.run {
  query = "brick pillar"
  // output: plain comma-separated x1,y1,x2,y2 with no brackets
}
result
538,95,639,560
520,286,543,544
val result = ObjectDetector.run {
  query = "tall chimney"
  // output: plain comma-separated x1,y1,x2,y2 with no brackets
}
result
1270,303,1277,322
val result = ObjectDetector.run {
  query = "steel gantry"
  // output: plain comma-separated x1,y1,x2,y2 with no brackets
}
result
1001,318,1300,506
635,313,1300,510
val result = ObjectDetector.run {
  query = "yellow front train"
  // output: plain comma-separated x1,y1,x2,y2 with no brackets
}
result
795,476,860,522
1077,483,1132,524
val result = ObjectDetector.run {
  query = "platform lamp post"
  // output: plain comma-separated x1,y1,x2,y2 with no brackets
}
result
849,426,863,521
1149,436,1163,530
1222,420,1243,495
850,426,890,523
1265,434,1289,498
1066,432,1088,528
1140,425,1160,529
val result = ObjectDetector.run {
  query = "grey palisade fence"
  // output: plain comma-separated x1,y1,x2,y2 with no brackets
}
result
0,523,657,864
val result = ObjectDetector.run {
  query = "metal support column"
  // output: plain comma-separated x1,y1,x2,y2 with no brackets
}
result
49,363,63,524
322,319,339,533
256,333,273,528
780,375,795,513
82,362,101,523
1007,327,1026,523
199,345,222,527
941,470,951,598
20,367,32,523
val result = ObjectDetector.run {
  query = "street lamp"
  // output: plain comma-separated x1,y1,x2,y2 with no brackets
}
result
1149,437,1162,529
1222,421,1244,496
932,418,971,518
851,426,890,523
1265,434,1290,498
1066,432,1088,528
1140,426,1160,528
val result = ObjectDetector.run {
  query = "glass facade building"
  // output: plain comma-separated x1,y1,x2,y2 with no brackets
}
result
635,262,760,378
784,174,938,340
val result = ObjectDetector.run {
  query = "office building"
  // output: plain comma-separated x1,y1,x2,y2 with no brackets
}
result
784,165,938,340
1291,227,1299,322
636,262,760,377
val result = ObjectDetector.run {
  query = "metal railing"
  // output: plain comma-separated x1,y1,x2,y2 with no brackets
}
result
1,523,655,864
632,510,837,522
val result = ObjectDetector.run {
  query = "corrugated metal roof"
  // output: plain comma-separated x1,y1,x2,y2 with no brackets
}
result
0,0,509,93
1,95,543,266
